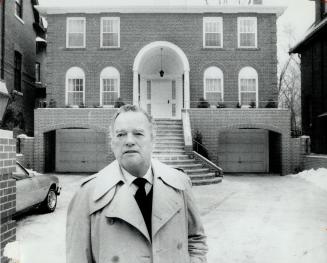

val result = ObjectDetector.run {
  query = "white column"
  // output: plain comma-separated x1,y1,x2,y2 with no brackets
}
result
184,70,190,109
133,70,139,105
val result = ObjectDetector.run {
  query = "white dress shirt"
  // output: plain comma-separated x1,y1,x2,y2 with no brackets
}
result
120,165,153,195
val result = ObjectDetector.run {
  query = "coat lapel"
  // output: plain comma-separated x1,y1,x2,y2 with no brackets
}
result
104,183,151,242
151,159,185,238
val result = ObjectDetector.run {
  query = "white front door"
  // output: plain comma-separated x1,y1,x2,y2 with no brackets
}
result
151,80,172,118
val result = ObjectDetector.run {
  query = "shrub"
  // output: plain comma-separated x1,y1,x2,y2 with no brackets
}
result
48,98,56,108
216,102,226,108
236,102,241,108
114,97,125,108
197,97,210,108
249,101,256,108
265,99,277,108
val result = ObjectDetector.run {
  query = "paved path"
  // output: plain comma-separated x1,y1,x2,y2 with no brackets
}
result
15,174,327,263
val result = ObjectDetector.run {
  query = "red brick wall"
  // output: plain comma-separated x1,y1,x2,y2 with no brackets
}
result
0,130,16,263
188,108,291,175
2,0,38,135
45,12,278,108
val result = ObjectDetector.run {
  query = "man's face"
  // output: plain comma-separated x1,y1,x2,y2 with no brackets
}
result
111,111,153,177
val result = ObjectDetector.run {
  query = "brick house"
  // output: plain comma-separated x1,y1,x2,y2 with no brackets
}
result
34,1,293,175
290,0,327,154
0,0,46,136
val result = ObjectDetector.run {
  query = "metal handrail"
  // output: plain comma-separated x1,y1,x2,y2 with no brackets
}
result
192,138,210,153
192,150,223,177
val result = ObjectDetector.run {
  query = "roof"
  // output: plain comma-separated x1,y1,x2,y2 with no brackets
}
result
35,4,285,16
290,17,327,53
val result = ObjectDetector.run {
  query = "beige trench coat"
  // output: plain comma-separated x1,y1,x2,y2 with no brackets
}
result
66,159,207,263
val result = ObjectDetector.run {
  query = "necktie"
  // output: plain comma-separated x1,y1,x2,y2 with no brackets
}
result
133,177,152,237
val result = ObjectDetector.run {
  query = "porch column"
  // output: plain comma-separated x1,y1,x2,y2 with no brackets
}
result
133,70,139,105
184,70,190,109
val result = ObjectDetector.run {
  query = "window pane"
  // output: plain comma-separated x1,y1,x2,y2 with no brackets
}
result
206,79,221,92
240,33,255,47
103,92,118,105
68,19,84,47
147,81,151,100
205,33,221,46
205,20,221,47
102,33,118,47
69,33,84,47
240,92,256,105
69,20,84,33
206,92,222,104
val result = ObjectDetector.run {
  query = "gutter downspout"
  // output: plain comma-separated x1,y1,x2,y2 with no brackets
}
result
1,0,5,79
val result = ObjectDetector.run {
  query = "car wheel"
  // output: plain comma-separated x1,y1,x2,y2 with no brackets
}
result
41,188,57,213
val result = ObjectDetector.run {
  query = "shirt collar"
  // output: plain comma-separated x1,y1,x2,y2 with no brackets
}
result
120,165,153,186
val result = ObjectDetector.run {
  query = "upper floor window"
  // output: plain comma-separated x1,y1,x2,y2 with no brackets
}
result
65,67,85,106
203,17,223,48
100,67,120,106
101,17,120,48
15,0,23,19
14,51,22,92
35,62,40,82
204,67,224,105
66,18,85,48
218,0,254,5
238,17,257,48
238,66,258,107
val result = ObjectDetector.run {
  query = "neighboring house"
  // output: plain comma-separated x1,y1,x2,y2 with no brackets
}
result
0,0,46,136
34,1,293,175
290,0,327,154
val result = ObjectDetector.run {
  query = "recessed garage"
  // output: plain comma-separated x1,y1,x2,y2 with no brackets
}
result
44,128,108,173
218,129,269,173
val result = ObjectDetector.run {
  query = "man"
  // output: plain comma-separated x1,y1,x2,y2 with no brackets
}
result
66,105,208,263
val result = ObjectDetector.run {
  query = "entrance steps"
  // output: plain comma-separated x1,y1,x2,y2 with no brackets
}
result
153,119,222,186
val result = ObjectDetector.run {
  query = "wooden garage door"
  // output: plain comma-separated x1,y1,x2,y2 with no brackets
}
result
218,129,269,173
55,129,107,173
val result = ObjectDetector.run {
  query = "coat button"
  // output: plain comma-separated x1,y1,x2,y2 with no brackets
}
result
109,218,115,225
177,242,183,250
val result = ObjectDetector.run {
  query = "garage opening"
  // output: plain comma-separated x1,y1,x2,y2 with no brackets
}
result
218,128,282,174
44,128,108,173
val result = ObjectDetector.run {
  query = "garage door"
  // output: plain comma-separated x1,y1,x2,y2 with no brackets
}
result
218,129,269,173
55,129,107,172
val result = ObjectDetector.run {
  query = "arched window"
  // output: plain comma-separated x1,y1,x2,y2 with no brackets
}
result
238,67,258,107
100,67,120,106
65,67,85,106
204,67,224,105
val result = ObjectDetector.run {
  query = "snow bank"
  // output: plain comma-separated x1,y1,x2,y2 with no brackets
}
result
290,168,327,191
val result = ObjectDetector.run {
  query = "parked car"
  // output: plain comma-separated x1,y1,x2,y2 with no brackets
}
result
13,162,61,215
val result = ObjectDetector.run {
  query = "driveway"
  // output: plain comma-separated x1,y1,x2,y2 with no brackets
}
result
15,173,327,263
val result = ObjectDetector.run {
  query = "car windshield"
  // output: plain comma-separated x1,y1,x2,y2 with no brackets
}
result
12,164,29,180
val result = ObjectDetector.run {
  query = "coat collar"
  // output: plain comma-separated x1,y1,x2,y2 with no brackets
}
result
87,159,187,202
84,159,187,242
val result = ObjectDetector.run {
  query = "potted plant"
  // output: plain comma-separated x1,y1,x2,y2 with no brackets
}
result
197,97,210,108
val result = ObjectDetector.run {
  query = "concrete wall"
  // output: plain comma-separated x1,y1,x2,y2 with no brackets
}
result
0,130,16,263
188,108,292,175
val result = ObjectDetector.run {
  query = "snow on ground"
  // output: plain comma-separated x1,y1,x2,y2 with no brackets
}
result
14,169,327,263
290,168,327,191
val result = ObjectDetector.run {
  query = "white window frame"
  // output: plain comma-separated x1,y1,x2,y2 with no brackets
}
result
238,66,258,107
66,17,86,48
100,67,120,107
203,67,224,103
65,67,85,106
100,17,120,48
203,17,223,48
237,17,257,48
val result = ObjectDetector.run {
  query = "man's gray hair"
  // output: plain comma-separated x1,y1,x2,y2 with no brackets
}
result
110,104,156,138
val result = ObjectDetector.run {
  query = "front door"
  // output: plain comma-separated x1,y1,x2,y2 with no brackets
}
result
151,80,172,118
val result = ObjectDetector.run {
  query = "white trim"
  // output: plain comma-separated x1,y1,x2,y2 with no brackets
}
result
238,66,258,107
237,17,257,48
99,67,120,106
133,41,190,111
15,14,25,24
66,17,86,48
100,17,120,48
203,17,223,48
65,67,85,106
203,66,224,102
36,5,286,17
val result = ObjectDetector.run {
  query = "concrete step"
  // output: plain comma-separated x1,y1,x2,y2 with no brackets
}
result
188,173,217,180
183,168,210,174
155,135,184,140
170,163,203,169
153,154,190,161
155,141,184,146
154,145,185,150
153,149,186,154
162,159,196,165
191,177,222,186
156,131,183,135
